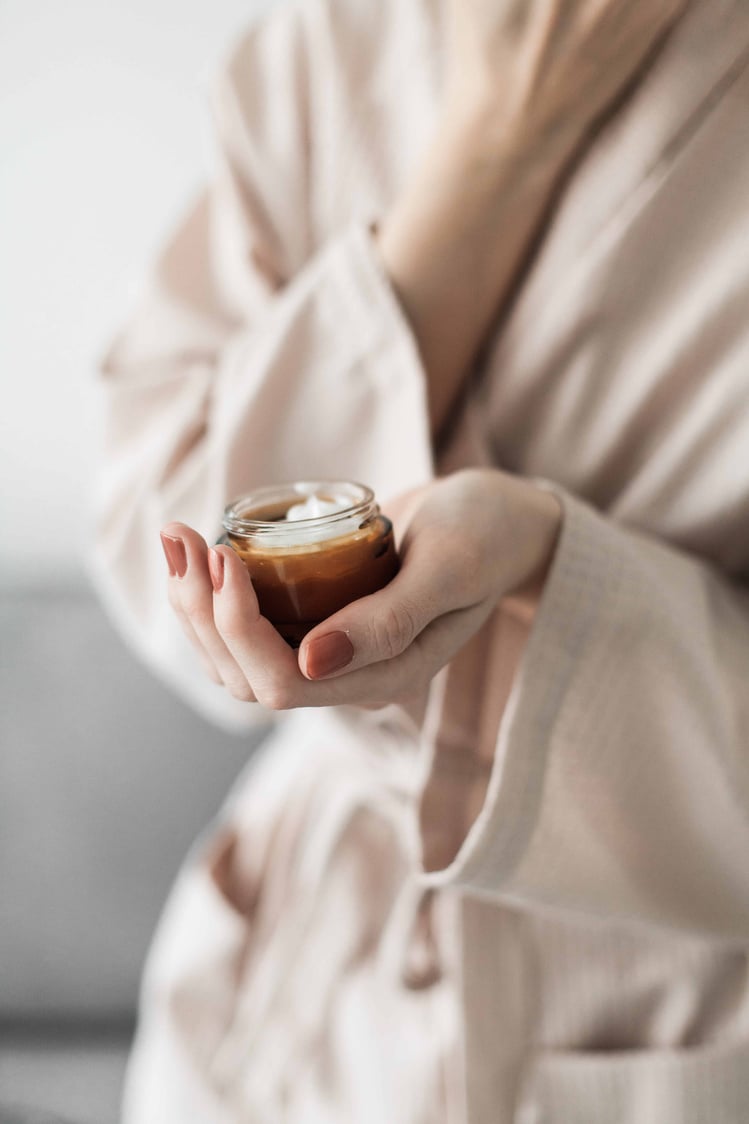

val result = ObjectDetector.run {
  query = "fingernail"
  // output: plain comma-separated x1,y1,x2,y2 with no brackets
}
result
160,533,187,578
304,631,354,679
208,548,224,593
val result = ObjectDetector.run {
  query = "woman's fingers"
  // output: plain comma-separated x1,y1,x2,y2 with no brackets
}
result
163,570,223,686
208,545,307,710
206,542,478,709
294,598,494,707
161,526,495,710
161,529,223,683
160,520,452,709
298,525,478,681
161,524,256,702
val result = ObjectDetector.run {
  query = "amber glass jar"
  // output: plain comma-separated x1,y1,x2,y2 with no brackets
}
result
222,481,399,646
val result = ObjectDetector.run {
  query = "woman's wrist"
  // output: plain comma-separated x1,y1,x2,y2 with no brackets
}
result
437,98,578,193
376,112,575,437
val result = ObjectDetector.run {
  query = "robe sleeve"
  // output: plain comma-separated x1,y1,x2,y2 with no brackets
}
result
420,489,749,941
91,11,433,730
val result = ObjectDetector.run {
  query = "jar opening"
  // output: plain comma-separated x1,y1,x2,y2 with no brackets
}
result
222,480,376,545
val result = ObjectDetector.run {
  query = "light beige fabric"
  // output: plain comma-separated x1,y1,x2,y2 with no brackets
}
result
93,0,749,1120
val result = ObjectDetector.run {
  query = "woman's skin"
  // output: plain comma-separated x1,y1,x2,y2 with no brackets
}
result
160,0,688,711
382,0,689,439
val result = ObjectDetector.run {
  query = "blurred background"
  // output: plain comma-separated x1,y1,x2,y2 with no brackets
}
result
0,2,276,1119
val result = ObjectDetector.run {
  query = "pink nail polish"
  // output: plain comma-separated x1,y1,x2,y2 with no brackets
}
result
304,631,354,679
208,548,225,593
160,533,187,578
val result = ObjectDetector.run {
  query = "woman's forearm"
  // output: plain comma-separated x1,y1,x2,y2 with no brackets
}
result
377,110,574,439
377,0,687,441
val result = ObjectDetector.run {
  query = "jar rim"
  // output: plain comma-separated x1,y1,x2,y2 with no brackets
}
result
222,479,376,538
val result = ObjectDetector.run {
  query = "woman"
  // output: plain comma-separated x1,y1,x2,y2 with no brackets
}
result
95,0,749,1119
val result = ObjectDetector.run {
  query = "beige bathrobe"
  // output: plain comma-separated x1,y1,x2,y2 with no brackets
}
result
93,0,749,1120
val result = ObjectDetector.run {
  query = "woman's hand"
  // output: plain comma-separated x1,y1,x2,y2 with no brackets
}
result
379,0,689,439
446,0,689,153
159,471,561,710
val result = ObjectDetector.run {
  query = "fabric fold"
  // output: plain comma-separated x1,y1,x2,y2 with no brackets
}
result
419,491,749,941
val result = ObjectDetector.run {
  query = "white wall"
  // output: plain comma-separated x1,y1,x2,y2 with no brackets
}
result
0,0,277,583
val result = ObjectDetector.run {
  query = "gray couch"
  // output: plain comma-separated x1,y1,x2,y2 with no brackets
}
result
0,583,266,1122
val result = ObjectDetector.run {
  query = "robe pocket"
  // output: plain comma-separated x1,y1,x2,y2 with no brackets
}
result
139,828,252,1075
516,1037,749,1124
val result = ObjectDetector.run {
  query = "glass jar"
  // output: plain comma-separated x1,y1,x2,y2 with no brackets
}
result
222,480,399,646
